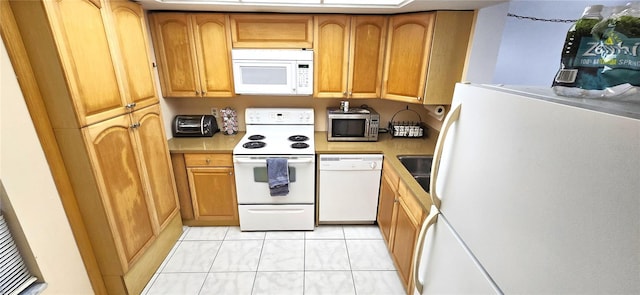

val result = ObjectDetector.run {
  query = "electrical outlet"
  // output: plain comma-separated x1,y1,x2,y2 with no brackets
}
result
211,107,219,118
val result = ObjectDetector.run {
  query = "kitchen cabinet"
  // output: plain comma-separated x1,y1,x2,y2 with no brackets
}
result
174,153,239,225
377,160,426,293
105,0,158,112
11,0,124,128
8,1,181,294
378,158,400,243
381,11,474,105
149,12,234,98
230,14,313,48
314,15,387,98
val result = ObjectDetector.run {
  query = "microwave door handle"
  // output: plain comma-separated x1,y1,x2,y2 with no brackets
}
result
365,120,370,137
200,116,205,135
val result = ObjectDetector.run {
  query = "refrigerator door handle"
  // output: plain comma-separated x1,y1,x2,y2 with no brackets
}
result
412,205,440,294
430,103,461,208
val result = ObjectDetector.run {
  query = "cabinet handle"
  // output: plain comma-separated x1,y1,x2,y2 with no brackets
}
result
349,91,353,96
203,91,207,95
394,198,398,203
125,102,136,109
205,158,211,164
129,122,141,129
417,96,422,101
195,90,200,96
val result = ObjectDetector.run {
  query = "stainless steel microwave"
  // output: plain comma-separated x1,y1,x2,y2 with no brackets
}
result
327,107,380,142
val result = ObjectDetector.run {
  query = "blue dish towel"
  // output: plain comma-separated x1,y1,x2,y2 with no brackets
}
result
266,158,289,196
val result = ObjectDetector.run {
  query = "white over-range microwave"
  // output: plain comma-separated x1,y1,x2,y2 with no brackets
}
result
231,49,313,96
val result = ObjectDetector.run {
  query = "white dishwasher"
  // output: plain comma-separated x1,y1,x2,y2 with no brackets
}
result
318,154,383,223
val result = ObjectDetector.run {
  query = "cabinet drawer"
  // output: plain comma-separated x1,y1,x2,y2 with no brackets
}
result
230,14,313,48
398,181,425,224
184,154,232,167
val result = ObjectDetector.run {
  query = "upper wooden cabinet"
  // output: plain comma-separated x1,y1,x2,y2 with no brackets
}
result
11,0,158,128
104,0,158,111
230,14,313,48
382,11,474,105
149,12,234,98
10,0,123,128
424,11,474,105
314,15,387,99
382,12,435,103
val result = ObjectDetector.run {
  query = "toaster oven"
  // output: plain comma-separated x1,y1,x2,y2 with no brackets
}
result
172,115,219,137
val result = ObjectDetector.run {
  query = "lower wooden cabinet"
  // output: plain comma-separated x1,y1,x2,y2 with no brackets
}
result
172,153,239,225
377,159,426,294
55,104,181,294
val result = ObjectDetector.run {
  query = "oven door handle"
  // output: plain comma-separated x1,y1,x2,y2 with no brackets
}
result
234,158,314,164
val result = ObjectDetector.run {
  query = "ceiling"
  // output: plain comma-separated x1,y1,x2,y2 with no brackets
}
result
136,0,509,14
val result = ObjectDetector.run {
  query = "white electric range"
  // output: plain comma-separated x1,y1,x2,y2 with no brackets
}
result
233,108,315,231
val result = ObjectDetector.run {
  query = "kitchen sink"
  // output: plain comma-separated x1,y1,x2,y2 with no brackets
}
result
397,155,433,193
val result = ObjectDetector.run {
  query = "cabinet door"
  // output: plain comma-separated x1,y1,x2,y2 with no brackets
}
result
149,13,200,97
47,0,127,126
382,12,435,104
392,197,420,289
187,167,239,223
106,0,158,109
349,16,387,99
314,15,350,98
192,13,234,97
230,14,314,48
377,171,396,246
131,105,179,230
84,114,156,270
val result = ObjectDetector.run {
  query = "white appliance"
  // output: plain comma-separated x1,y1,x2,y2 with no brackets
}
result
233,108,315,231
318,154,383,223
231,49,313,96
413,83,640,294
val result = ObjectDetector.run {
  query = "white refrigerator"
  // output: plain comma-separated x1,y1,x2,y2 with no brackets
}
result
414,83,640,294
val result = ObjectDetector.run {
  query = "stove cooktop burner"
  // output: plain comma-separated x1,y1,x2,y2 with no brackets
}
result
288,135,309,142
248,134,265,140
243,141,266,149
291,142,309,149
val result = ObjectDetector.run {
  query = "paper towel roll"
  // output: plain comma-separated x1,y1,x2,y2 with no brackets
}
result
425,105,445,121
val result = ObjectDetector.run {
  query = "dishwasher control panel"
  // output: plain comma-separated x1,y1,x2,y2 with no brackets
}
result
319,154,383,171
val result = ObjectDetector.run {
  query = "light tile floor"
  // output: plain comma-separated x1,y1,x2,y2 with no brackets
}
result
142,225,406,295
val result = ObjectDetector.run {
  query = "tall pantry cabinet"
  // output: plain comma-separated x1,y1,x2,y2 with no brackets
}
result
8,0,181,294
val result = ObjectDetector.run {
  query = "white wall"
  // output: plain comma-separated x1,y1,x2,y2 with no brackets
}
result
464,2,509,83
491,0,629,86
0,38,93,294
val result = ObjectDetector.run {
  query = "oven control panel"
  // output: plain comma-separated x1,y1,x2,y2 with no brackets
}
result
246,108,314,125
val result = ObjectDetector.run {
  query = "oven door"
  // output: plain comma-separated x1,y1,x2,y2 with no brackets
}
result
233,155,315,204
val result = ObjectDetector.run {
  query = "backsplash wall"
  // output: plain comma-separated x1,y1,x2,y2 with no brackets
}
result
161,95,445,138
